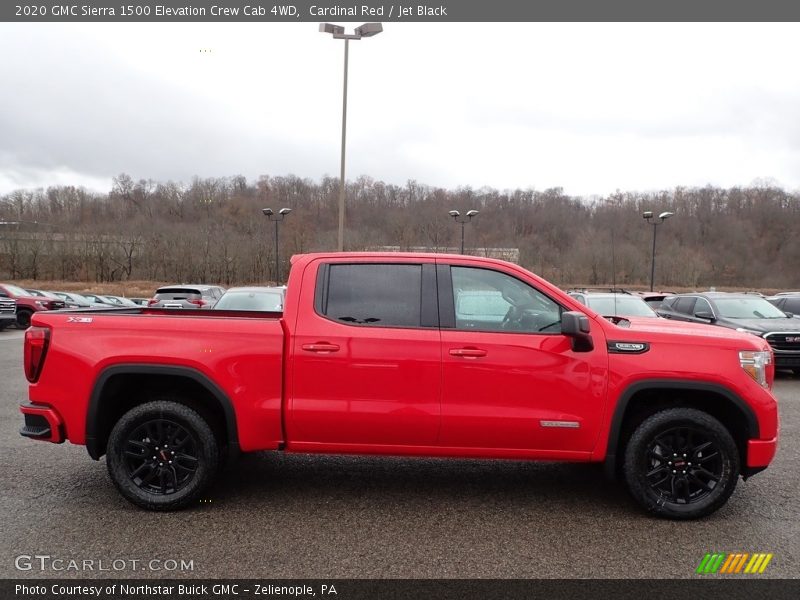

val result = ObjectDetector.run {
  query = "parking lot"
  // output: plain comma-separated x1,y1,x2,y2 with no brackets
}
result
1,328,798,579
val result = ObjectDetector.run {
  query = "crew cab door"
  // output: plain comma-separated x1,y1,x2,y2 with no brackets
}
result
437,262,608,453
288,258,441,447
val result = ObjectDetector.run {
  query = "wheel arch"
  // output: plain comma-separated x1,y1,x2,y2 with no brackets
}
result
603,380,758,480
86,364,239,460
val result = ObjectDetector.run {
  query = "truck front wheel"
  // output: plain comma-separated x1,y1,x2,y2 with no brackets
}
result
16,309,32,329
106,400,219,511
623,408,739,520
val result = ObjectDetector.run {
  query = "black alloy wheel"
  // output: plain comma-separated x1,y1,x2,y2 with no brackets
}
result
624,408,739,520
123,418,199,495
643,426,723,505
106,400,219,510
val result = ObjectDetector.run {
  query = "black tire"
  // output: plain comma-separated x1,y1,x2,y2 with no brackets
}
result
623,408,739,520
106,400,219,511
16,309,32,329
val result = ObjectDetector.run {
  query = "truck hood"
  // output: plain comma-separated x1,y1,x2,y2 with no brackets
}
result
604,315,770,349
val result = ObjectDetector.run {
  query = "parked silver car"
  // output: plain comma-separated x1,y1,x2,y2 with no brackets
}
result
148,285,226,309
52,291,94,308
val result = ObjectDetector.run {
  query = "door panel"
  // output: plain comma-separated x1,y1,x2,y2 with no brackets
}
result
289,260,441,446
440,264,608,452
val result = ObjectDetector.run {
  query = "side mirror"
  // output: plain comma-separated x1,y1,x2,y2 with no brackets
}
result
785,312,794,318
561,311,593,352
694,311,715,321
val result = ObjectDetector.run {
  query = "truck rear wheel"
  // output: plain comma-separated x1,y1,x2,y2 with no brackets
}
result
623,408,739,520
106,400,219,511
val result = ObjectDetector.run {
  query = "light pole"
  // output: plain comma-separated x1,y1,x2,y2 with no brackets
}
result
319,22,383,252
262,208,291,284
643,210,674,292
449,210,479,254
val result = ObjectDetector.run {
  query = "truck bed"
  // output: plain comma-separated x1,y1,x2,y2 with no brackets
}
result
29,308,286,452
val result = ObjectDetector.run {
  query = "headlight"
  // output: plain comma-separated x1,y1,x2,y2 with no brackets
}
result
736,328,763,337
739,350,771,387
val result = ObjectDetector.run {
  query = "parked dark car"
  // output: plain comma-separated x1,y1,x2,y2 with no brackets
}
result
0,296,16,331
148,285,226,309
658,292,800,372
213,286,286,311
767,293,800,316
568,290,659,318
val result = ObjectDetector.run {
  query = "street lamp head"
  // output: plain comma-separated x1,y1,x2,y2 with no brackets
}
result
278,208,292,216
319,23,345,35
466,210,480,218
262,208,273,216
659,211,675,221
448,210,460,217
642,211,653,220
354,23,383,37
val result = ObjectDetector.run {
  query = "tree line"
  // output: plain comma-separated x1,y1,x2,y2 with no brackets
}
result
1,173,799,289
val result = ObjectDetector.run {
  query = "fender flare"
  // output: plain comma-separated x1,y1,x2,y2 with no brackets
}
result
85,364,239,460
603,379,759,479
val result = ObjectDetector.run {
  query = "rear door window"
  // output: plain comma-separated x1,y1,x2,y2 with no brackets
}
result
320,264,422,328
674,297,697,315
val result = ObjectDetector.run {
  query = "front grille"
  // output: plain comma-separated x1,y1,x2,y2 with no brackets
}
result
764,332,800,353
0,300,15,315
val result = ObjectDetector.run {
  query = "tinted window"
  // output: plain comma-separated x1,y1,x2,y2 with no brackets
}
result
451,267,561,333
694,298,714,315
324,264,422,327
674,297,697,315
660,297,677,310
782,298,800,314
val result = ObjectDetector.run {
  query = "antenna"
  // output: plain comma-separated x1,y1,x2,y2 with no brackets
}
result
611,228,618,316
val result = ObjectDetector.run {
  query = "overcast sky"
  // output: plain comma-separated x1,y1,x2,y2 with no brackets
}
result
1,22,799,196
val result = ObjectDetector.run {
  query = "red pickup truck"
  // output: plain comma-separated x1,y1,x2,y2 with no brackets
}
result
19,253,778,519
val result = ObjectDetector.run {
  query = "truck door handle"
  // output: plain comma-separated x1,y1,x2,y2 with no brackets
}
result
449,347,487,358
302,343,340,353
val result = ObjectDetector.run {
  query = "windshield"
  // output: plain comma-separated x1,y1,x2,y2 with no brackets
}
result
587,296,658,317
2,284,30,296
714,297,788,319
215,291,283,311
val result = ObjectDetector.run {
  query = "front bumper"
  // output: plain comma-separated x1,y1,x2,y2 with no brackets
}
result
742,436,778,479
747,436,777,467
19,403,64,443
774,356,800,369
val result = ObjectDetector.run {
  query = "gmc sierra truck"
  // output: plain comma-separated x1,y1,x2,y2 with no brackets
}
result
19,253,778,519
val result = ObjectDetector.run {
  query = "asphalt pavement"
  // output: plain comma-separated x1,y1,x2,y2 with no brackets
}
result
1,328,798,579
